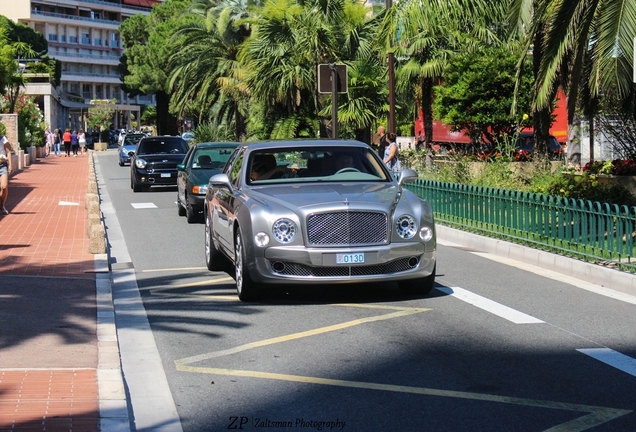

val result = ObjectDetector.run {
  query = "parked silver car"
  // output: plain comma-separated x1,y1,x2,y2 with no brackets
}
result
204,140,436,301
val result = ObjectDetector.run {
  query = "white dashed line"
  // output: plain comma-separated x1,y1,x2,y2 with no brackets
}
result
131,202,157,209
577,348,636,378
436,286,545,324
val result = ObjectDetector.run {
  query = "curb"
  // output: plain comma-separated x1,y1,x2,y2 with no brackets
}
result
437,225,636,297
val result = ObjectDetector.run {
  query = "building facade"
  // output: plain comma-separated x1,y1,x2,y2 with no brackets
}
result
1,0,160,132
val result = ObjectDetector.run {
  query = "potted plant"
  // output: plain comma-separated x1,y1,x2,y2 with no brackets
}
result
86,100,115,151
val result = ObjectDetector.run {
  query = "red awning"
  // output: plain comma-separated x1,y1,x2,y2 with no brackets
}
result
123,0,143,6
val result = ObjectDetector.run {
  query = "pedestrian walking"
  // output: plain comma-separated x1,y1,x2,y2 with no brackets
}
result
45,128,53,156
53,128,61,156
375,125,388,159
383,132,401,177
63,128,72,157
71,130,79,157
78,129,87,156
0,122,13,215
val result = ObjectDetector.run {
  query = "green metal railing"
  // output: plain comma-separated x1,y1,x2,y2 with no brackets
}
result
406,179,636,272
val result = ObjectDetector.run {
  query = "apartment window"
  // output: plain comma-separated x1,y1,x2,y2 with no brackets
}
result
60,35,66,42
94,38,101,46
95,85,103,99
82,33,90,45
48,34,57,42
82,84,92,99
69,36,78,43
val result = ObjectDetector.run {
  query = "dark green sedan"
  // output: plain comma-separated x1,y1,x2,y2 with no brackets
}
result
176,142,239,223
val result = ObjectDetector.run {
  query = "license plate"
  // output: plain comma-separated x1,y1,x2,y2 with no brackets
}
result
336,253,364,264
161,173,171,178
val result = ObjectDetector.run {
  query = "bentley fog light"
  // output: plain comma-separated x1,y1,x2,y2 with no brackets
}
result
254,232,270,247
395,215,417,239
272,218,298,243
419,226,434,242
135,158,147,169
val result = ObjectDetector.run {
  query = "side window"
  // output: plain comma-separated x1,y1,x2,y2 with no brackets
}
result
228,151,245,188
183,147,194,166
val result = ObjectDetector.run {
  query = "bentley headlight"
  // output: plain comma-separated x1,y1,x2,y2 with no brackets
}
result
395,215,417,239
419,226,434,242
135,158,147,169
254,232,270,247
272,218,298,243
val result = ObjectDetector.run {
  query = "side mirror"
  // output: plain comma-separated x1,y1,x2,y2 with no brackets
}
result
176,163,185,171
397,168,418,186
208,173,232,191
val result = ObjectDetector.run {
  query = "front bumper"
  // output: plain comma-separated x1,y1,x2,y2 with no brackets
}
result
248,242,436,285
187,192,205,211
134,170,178,185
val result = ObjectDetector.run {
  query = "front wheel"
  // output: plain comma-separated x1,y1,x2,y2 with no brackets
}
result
398,264,436,295
132,175,142,192
234,230,260,302
205,211,227,271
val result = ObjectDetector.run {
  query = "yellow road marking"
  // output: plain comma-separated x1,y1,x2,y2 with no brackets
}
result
174,365,631,431
175,308,427,366
173,300,632,431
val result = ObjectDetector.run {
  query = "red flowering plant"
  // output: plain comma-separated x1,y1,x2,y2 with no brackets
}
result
0,93,45,149
583,159,636,176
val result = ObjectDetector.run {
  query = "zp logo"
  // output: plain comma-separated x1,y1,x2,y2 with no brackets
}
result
228,416,249,429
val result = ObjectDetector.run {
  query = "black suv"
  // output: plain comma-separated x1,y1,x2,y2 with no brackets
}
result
131,136,188,192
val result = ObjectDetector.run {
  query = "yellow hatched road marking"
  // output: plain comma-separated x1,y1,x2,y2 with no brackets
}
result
174,302,632,431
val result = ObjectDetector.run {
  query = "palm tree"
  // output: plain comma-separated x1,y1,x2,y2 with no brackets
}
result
394,0,507,151
240,0,385,139
169,0,255,140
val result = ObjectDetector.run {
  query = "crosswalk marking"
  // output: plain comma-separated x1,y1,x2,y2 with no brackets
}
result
131,202,157,209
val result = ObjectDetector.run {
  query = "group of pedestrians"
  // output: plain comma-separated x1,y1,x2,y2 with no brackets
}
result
45,127,87,157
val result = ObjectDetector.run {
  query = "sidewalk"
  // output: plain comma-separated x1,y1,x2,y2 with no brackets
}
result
0,153,126,431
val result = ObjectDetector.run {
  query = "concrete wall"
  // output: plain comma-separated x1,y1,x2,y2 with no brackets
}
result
0,114,19,153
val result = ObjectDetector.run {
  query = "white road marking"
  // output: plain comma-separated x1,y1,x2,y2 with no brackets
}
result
58,200,79,206
438,238,636,306
131,202,157,209
577,348,636,378
436,286,544,324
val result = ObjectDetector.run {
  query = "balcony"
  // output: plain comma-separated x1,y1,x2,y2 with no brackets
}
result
31,10,120,27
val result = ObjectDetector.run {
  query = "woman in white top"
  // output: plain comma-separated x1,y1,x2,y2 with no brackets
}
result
383,132,401,177
78,129,87,156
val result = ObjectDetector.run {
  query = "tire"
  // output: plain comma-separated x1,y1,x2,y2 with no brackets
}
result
177,197,186,216
132,176,142,193
205,210,227,271
234,229,260,302
185,200,199,224
119,160,123,167
398,264,436,295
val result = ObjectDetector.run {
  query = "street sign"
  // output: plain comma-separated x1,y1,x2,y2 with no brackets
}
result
318,64,347,94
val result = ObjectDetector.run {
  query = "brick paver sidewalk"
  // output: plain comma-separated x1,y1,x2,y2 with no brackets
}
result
0,154,99,431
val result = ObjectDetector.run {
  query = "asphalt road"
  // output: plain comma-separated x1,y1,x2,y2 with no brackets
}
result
95,150,636,432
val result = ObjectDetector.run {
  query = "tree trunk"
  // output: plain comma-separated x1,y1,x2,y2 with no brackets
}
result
421,77,434,168
567,114,581,168
155,91,178,136
532,24,552,157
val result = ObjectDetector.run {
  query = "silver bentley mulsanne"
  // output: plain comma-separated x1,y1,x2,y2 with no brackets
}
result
204,140,436,301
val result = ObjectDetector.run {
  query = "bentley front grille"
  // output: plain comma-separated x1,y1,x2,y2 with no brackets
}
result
307,211,388,246
269,257,417,277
